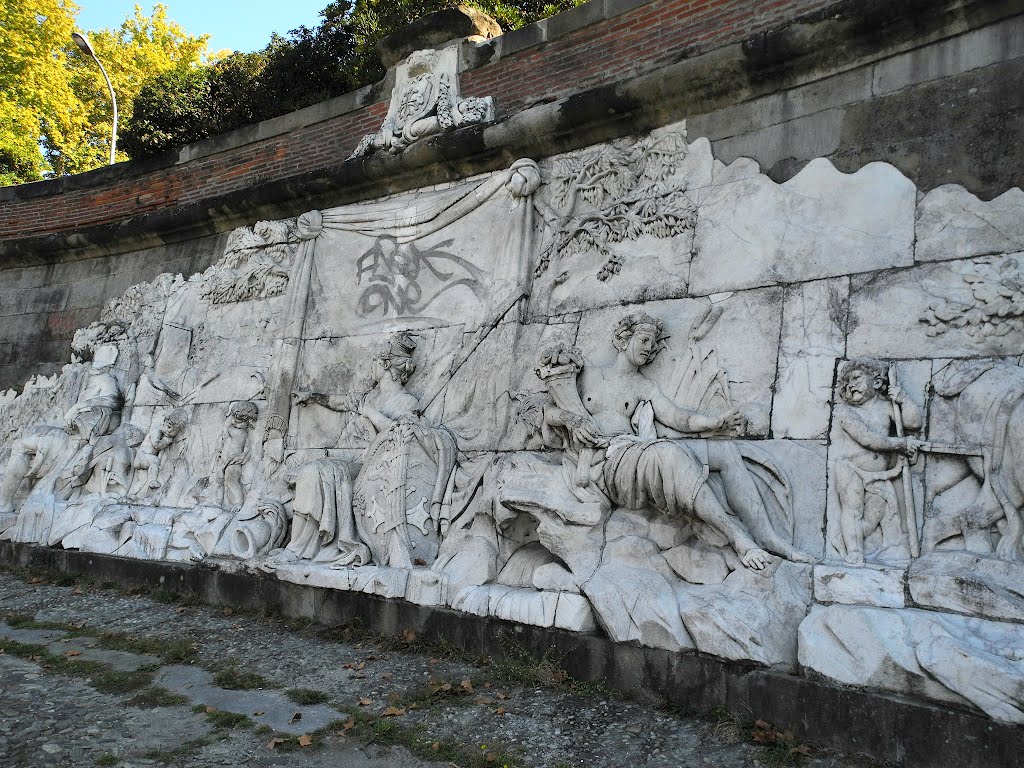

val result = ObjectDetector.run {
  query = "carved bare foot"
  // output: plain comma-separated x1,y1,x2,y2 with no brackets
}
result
741,548,772,570
844,551,865,566
148,480,161,490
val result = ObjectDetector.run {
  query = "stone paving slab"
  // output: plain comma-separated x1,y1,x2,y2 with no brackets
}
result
0,569,880,768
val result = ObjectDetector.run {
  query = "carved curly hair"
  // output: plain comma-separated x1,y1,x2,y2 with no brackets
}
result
611,311,669,353
837,359,889,400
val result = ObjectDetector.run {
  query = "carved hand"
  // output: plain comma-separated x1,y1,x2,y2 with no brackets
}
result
565,412,607,448
899,437,925,460
888,385,906,405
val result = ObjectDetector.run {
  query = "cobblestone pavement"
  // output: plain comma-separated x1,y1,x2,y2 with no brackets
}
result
0,567,883,768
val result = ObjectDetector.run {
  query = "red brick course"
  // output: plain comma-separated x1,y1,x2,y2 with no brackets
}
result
0,0,828,240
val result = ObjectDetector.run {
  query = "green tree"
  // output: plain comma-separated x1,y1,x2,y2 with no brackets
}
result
59,3,212,173
0,1,212,184
0,0,85,183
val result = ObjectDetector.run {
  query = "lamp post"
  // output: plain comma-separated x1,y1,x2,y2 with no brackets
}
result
71,32,118,165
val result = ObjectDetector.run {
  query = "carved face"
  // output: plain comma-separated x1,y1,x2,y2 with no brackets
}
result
625,324,660,367
841,368,880,405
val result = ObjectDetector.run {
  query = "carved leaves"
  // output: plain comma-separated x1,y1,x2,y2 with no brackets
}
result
201,219,298,305
921,256,1024,340
537,132,694,281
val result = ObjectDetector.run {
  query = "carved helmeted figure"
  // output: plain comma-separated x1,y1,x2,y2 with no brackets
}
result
541,312,812,569
0,344,124,518
274,333,456,569
830,360,924,565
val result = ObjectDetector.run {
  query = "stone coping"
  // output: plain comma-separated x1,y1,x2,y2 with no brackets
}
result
1,540,1021,768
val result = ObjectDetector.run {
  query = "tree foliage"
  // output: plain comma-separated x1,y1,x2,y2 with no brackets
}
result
0,2,212,183
121,0,587,159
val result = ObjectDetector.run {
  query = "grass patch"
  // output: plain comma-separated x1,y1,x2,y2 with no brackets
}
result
368,717,521,768
212,663,275,690
88,667,156,696
96,632,197,664
286,687,331,705
204,708,253,729
95,755,120,766
142,738,210,762
126,686,189,708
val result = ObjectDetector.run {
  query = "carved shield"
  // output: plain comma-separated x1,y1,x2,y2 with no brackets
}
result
353,420,456,567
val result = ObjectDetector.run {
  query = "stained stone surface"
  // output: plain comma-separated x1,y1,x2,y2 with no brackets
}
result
3,110,1024,728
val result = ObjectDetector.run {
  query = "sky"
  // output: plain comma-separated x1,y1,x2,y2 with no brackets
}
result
75,1,331,54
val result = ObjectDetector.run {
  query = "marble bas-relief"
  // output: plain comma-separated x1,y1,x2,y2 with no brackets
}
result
3,120,1024,723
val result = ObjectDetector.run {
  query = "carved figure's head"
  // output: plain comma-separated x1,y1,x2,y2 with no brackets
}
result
375,332,418,384
72,321,128,363
612,312,668,367
162,407,189,437
228,401,259,428
838,359,888,406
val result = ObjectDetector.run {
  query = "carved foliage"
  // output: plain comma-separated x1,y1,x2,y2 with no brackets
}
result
537,132,695,281
921,256,1024,340
202,220,298,305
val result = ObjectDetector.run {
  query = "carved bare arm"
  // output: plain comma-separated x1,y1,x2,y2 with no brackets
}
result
648,388,744,435
840,411,922,457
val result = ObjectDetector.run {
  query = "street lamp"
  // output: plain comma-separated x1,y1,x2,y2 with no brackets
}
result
71,32,118,165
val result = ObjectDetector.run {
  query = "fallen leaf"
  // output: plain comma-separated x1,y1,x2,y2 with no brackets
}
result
408,703,419,710
252,711,264,716
483,682,492,689
382,706,406,717
460,679,474,693
175,607,187,613
485,753,497,763
496,692,510,700
402,628,416,643
222,607,234,616
475,697,493,705
342,662,354,670
495,706,506,716
431,742,440,751
289,712,302,724
71,588,84,596
206,706,216,714
342,718,356,732
355,661,366,670
380,672,393,680
358,698,374,706
267,737,286,749
64,650,81,657
297,734,313,748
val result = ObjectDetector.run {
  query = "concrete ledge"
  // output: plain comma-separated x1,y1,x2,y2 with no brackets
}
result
0,540,1020,767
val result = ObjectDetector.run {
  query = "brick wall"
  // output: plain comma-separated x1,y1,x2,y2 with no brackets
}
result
0,0,828,241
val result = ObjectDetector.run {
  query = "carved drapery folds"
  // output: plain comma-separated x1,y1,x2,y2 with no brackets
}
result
4,127,1024,725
